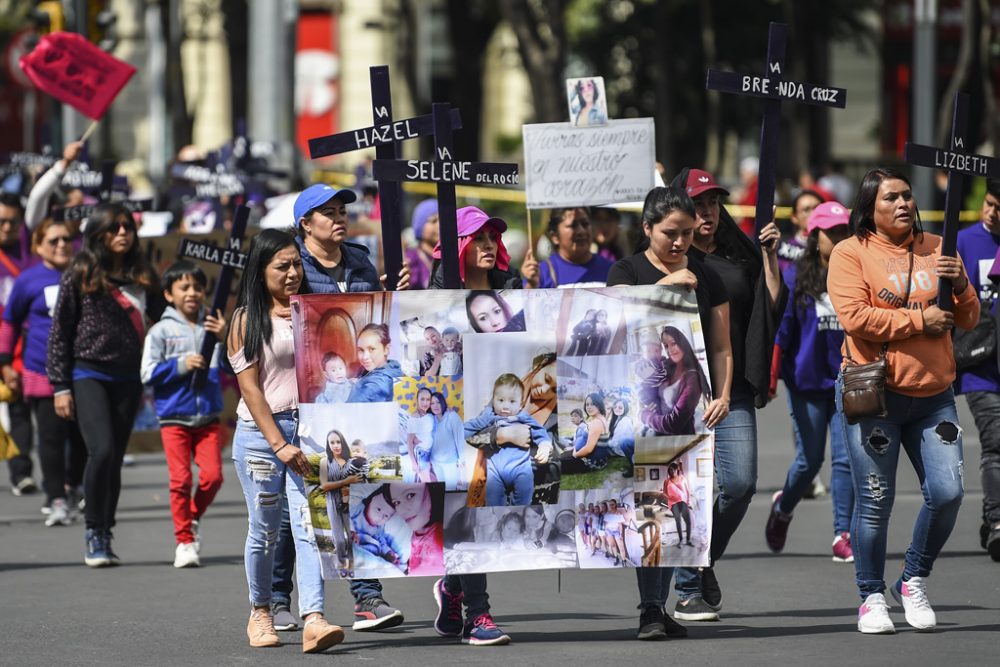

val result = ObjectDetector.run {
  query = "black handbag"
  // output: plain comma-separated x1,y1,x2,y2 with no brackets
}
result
841,246,913,425
953,301,997,371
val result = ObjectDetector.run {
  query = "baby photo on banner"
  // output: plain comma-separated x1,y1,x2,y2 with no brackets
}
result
291,284,714,577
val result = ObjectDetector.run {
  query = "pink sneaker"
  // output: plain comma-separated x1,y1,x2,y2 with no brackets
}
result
765,491,792,553
832,532,854,563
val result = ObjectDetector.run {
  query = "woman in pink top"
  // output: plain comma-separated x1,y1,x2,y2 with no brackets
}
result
664,462,693,548
387,483,445,576
227,228,343,653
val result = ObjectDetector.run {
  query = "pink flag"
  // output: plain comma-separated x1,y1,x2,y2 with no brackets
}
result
19,32,135,120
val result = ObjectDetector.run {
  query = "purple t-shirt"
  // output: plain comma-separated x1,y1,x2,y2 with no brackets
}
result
776,234,807,273
536,252,614,288
0,228,40,312
955,222,1000,394
2,263,61,375
404,246,434,290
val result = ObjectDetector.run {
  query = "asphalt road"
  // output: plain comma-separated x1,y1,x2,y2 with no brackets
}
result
1,388,997,666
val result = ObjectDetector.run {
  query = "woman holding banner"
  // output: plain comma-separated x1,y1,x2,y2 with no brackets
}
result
606,184,733,639
828,168,977,634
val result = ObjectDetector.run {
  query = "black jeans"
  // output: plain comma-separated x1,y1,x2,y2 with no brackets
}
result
5,398,34,485
966,391,1000,524
443,574,489,619
31,396,87,503
672,501,691,544
73,378,142,532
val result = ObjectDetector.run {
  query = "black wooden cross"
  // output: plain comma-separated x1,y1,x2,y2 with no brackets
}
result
371,102,520,289
905,91,1000,311
306,65,463,291
176,204,250,387
706,22,848,236
54,160,154,223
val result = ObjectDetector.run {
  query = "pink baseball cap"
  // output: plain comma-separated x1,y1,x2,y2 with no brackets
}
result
807,201,850,234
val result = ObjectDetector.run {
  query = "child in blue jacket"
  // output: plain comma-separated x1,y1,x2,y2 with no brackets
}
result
140,260,226,569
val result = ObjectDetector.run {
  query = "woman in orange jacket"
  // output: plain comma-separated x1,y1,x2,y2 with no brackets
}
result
828,168,979,635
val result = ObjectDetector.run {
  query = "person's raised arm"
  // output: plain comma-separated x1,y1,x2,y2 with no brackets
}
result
25,142,83,231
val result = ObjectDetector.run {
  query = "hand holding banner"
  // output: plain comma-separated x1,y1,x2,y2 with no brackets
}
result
19,32,136,120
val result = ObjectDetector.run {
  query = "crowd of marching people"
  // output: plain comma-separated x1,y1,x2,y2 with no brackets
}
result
3,138,999,651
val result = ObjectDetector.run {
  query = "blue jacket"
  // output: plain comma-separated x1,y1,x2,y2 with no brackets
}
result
347,360,403,403
296,237,381,293
140,306,223,426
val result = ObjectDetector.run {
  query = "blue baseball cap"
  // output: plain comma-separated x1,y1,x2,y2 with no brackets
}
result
293,184,358,226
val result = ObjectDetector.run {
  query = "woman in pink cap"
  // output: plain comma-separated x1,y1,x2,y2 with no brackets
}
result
765,201,856,562
429,206,525,290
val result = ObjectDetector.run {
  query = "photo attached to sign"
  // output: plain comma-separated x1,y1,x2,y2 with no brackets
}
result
442,493,579,574
393,376,468,490
290,293,396,404
556,288,627,357
566,76,608,127
632,439,713,569
574,487,641,568
348,482,446,579
394,291,470,377
462,332,560,507
556,354,635,490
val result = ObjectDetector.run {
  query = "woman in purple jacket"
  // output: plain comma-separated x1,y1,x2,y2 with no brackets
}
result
765,201,856,563
637,325,710,436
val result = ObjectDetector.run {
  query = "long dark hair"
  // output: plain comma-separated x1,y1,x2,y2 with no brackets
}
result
326,429,348,463
229,228,299,364
585,392,607,418
465,290,513,332
660,325,710,396
608,399,630,439
69,203,155,295
850,168,923,240
633,186,696,254
794,229,827,308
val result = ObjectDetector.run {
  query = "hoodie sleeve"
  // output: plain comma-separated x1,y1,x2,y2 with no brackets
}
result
25,162,66,231
140,322,189,386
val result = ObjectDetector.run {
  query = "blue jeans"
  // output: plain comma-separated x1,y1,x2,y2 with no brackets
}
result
674,397,757,600
837,380,965,599
232,412,325,616
443,574,490,619
779,390,856,534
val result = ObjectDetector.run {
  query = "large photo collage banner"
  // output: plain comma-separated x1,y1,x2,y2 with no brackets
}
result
291,286,715,579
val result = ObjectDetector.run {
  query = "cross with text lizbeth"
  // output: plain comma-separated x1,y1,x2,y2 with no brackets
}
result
706,21,848,237
176,205,250,388
905,91,1000,311
371,102,520,289
306,65,463,291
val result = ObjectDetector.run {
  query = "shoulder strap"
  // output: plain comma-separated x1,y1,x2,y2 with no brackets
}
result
0,248,21,277
846,244,915,362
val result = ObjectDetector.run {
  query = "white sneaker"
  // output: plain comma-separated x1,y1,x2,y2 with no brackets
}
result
858,593,895,634
890,577,936,630
173,542,201,568
45,498,73,527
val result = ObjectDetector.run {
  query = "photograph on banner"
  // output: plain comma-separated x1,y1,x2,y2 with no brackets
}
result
464,289,527,333
632,438,714,569
393,376,469,490
462,332,560,507
555,288,628,357
442,494,579,574
522,118,656,209
627,313,711,441
347,482,446,578
574,487,641,568
290,293,397,404
566,76,608,127
395,290,470,377
556,354,634,490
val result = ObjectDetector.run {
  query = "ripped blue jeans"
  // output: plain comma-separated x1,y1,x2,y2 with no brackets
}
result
232,411,324,616
837,379,965,599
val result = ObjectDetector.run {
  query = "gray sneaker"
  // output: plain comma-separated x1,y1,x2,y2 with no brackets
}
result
271,603,299,631
673,597,720,622
353,597,404,631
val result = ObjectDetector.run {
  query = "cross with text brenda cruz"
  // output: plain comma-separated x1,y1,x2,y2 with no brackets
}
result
706,21,848,237
306,65,462,291
371,102,520,289
176,205,250,388
905,91,1000,311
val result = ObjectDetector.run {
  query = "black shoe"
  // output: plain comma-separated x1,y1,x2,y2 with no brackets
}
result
700,567,722,611
637,604,667,640
662,609,688,638
981,521,990,550
988,523,1000,563
673,597,719,622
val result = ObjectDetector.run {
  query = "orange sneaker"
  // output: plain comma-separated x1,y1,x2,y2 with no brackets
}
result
247,608,280,648
302,616,345,654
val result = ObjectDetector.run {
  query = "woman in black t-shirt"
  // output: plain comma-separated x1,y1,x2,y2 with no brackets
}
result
608,185,733,640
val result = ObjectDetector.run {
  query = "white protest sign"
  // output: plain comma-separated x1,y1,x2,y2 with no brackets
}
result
522,118,656,209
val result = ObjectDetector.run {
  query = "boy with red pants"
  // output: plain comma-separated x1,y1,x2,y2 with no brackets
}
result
141,260,225,568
